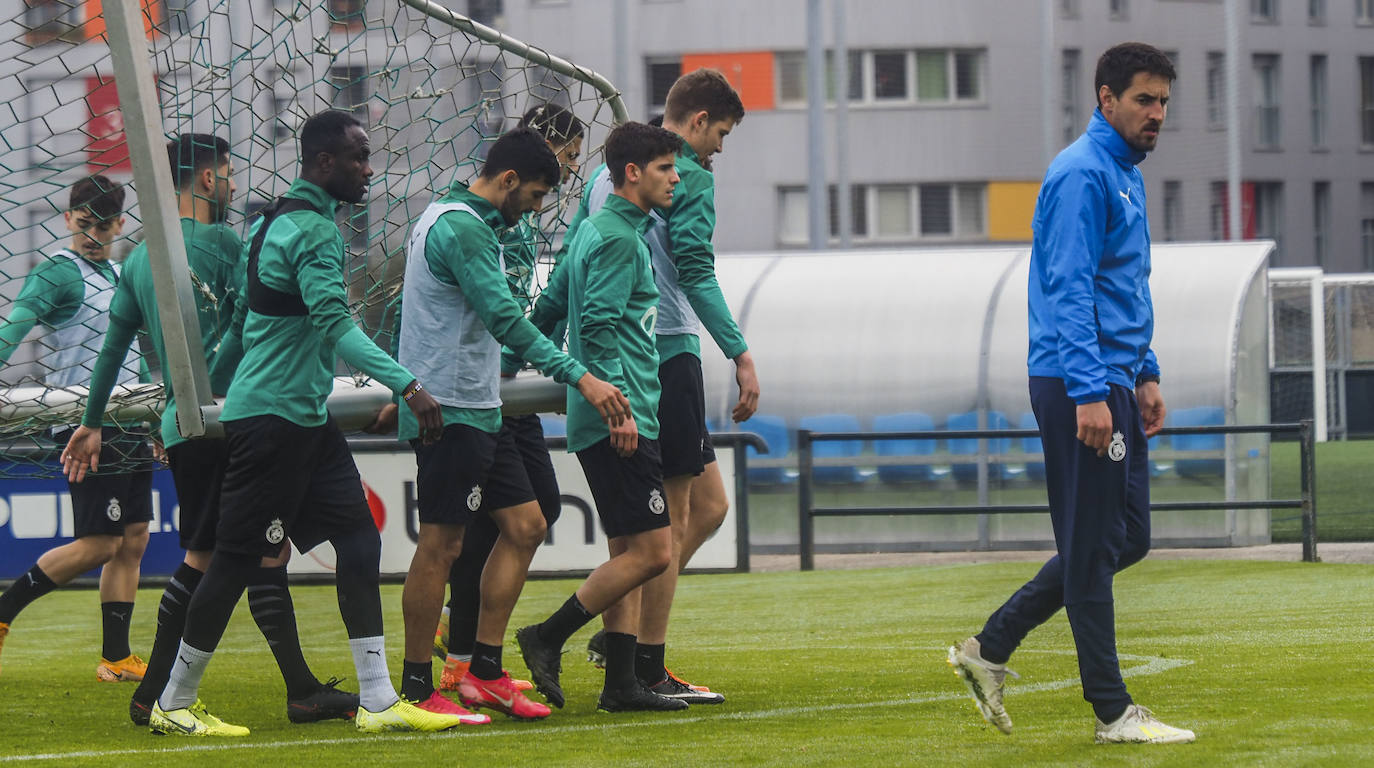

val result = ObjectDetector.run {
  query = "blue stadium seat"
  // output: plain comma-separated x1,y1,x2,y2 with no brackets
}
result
1019,412,1045,482
743,413,790,486
872,412,936,484
539,414,567,438
1170,406,1225,478
947,411,1012,484
799,413,864,485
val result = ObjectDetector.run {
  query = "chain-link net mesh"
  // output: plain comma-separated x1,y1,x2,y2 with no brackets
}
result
0,0,621,476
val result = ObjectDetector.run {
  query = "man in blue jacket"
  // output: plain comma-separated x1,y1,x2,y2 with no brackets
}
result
948,43,1194,745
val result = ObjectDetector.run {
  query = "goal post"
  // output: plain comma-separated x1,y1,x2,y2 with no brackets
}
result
1,0,627,465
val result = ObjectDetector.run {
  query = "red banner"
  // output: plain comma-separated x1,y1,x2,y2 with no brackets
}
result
86,74,129,174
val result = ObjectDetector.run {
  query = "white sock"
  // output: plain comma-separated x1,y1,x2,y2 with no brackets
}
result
349,635,399,712
159,641,213,711
446,653,472,663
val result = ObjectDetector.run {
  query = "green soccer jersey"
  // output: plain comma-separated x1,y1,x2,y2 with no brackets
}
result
221,179,415,427
81,218,245,447
559,193,660,452
396,182,586,441
0,251,117,365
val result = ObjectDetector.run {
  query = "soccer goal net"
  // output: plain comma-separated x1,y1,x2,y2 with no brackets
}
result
0,0,624,474
1268,268,1331,441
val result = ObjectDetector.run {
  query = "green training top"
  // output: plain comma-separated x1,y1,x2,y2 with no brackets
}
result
652,143,748,362
221,179,415,427
0,251,116,364
81,218,246,448
556,193,660,452
396,181,587,440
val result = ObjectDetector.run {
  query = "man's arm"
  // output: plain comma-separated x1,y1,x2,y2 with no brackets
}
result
667,181,748,360
1040,169,1110,405
528,257,571,338
0,258,85,367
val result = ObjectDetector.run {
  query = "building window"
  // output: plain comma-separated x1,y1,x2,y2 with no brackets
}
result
1207,51,1226,129
1361,57,1374,147
1359,0,1374,24
1363,184,1374,270
329,65,369,115
1210,181,1229,240
1109,0,1129,20
466,0,502,26
1251,0,1278,22
1061,49,1080,146
778,182,986,245
23,0,84,44
646,57,681,111
1253,54,1280,149
1163,181,1182,242
1313,181,1330,267
1308,0,1325,23
1060,0,1079,17
1253,182,1284,258
327,0,365,31
875,50,911,100
1310,54,1327,148
776,49,982,107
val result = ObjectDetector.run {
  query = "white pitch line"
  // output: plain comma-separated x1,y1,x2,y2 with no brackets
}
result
1,650,1192,764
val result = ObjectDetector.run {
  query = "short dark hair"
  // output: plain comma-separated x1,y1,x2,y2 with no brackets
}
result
1095,43,1177,106
517,103,585,147
663,68,745,126
300,110,363,168
604,121,682,187
68,174,125,220
167,133,230,189
479,127,560,187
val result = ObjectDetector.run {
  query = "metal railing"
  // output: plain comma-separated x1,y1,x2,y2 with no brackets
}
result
797,420,1316,570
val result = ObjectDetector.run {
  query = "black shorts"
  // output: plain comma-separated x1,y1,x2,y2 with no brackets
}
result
502,413,561,526
657,352,716,479
575,437,669,539
412,423,537,527
166,438,228,552
216,415,371,557
57,427,154,538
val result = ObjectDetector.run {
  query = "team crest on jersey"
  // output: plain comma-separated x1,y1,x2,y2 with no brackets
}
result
649,489,665,515
467,485,483,512
105,497,122,522
266,518,285,545
1108,431,1126,462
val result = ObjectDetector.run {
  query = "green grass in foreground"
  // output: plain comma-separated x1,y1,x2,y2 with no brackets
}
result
1,560,1371,767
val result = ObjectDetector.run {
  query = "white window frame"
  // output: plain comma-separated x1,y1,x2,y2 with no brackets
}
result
776,182,987,246
1062,49,1081,145
1163,180,1183,241
1253,54,1281,150
1310,54,1328,148
1207,52,1226,129
1251,0,1279,22
1308,0,1326,23
775,48,984,109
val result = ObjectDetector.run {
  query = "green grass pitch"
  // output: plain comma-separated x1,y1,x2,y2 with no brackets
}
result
1,559,1370,767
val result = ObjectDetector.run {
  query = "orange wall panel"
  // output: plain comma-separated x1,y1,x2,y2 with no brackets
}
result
85,0,162,42
680,52,775,112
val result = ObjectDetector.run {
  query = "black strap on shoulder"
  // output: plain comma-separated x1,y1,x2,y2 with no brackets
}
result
245,196,322,317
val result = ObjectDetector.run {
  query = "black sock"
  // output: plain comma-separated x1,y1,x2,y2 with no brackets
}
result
449,610,479,658
537,593,594,648
331,527,384,639
0,565,58,624
183,550,257,652
604,632,638,690
400,659,433,701
101,601,135,661
470,641,502,681
635,642,667,686
248,566,319,700
133,563,204,706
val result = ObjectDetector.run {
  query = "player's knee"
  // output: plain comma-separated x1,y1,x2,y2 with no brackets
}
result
80,534,122,564
698,497,728,533
117,524,151,560
332,524,382,570
641,538,673,577
505,512,547,551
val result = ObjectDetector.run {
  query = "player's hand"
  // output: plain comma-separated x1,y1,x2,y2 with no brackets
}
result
576,373,631,428
60,425,103,483
1136,380,1166,438
732,350,760,423
403,380,442,445
1076,400,1114,457
150,437,168,466
610,414,638,457
364,403,399,435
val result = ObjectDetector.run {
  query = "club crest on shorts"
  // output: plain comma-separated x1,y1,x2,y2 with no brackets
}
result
105,497,122,522
649,489,665,515
1108,431,1126,462
266,518,285,545
467,485,483,512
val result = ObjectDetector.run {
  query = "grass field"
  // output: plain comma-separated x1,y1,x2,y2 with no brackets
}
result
1,559,1371,767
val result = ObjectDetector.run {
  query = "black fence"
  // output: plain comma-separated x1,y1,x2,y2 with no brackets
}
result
797,421,1317,570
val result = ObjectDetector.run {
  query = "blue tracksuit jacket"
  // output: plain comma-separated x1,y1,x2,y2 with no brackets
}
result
1027,108,1162,404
